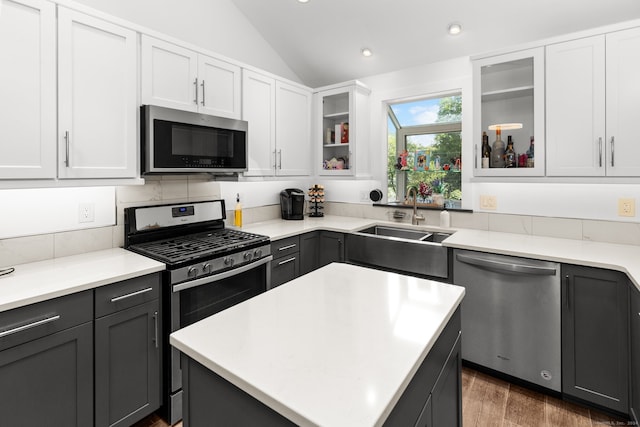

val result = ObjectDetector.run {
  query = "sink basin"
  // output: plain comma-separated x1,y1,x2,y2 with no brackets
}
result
356,225,452,243
346,225,454,280
357,225,433,241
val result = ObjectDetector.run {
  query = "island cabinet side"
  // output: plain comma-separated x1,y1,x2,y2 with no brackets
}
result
180,308,462,427
384,307,462,427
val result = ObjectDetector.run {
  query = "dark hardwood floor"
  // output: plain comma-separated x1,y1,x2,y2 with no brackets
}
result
134,366,626,427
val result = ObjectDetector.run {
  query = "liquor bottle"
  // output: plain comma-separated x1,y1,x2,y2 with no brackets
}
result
504,135,516,168
526,136,535,167
481,132,491,168
491,128,505,168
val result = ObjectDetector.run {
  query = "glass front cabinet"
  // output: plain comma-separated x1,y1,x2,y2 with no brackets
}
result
314,81,370,176
472,47,545,177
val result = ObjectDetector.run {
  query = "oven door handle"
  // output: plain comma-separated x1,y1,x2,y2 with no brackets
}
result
172,255,273,293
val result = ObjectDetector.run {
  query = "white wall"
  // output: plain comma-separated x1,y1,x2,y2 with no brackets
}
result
70,0,302,83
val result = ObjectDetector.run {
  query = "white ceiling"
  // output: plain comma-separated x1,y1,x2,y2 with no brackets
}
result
229,0,640,87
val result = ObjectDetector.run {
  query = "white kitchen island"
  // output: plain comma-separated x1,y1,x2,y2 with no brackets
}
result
170,263,465,427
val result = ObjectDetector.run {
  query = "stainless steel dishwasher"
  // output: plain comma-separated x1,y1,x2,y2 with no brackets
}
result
453,249,561,392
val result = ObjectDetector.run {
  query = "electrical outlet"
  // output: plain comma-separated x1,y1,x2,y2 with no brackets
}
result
78,203,95,223
480,195,497,210
618,198,636,217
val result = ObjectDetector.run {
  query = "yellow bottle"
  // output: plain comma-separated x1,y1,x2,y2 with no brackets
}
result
234,193,242,227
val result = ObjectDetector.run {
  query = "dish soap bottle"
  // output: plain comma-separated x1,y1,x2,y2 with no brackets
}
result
234,193,242,227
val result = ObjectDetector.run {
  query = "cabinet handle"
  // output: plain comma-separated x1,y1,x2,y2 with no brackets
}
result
193,78,198,105
278,244,297,251
110,287,153,303
153,311,159,349
273,150,277,169
610,136,615,167
201,80,206,106
564,275,570,309
278,149,282,170
64,131,70,167
0,315,61,338
278,257,296,266
598,137,603,167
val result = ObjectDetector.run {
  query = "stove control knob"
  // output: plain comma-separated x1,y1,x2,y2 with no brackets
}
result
243,251,253,261
202,263,212,274
223,257,234,267
254,248,263,258
187,266,199,278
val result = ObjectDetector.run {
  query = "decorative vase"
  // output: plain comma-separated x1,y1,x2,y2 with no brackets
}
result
432,193,445,207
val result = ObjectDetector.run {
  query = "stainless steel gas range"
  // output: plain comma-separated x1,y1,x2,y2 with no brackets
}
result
124,200,272,424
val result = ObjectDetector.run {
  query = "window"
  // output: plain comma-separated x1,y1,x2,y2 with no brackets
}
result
387,94,462,208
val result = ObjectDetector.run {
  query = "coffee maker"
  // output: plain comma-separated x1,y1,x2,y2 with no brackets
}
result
280,188,305,220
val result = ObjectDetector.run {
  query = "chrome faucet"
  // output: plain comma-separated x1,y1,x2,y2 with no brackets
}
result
408,187,425,225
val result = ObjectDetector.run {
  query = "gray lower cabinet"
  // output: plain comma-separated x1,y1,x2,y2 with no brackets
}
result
271,235,300,288
299,232,320,275
561,264,629,414
94,273,161,427
319,231,344,267
273,231,345,287
631,284,640,423
0,291,94,427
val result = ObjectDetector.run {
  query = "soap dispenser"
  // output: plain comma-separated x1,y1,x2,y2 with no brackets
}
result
440,209,450,228
234,193,242,227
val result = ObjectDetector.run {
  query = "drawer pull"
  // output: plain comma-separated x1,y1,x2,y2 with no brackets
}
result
0,315,61,338
278,244,297,251
278,257,296,266
110,287,153,303
153,311,159,349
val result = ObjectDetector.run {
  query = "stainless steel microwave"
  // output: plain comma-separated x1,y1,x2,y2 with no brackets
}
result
141,105,248,174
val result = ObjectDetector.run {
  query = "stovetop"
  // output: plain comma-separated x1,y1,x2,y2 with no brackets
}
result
128,228,269,265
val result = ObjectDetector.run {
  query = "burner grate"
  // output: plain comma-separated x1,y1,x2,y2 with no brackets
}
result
129,228,268,264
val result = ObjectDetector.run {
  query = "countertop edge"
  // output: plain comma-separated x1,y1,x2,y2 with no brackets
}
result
0,248,166,313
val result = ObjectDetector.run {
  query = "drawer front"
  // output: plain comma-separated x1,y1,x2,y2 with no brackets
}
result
272,236,300,259
272,254,300,288
0,290,93,351
95,273,160,318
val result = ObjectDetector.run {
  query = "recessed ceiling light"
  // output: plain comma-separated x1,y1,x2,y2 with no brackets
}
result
297,0,310,3
448,23,462,36
361,48,372,57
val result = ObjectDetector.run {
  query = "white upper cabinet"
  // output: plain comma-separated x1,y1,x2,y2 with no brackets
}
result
473,47,545,177
0,0,56,179
242,69,311,177
242,69,276,176
546,27,640,177
546,37,606,176
275,81,312,176
315,81,370,177
57,7,138,179
141,35,241,120
605,27,640,177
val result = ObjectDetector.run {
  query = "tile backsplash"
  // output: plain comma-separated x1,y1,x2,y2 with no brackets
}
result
2,185,640,268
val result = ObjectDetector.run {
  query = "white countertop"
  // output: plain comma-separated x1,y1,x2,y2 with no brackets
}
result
443,229,640,289
170,263,465,427
0,248,165,312
239,215,377,239
241,215,640,291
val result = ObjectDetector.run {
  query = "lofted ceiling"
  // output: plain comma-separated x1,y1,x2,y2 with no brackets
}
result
229,0,640,88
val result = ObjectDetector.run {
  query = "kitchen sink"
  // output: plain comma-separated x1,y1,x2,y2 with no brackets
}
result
345,225,454,280
356,225,453,243
357,225,433,241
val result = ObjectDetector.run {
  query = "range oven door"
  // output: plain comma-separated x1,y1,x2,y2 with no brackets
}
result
167,255,272,424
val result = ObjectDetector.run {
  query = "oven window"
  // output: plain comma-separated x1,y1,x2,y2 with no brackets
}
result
179,264,266,328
